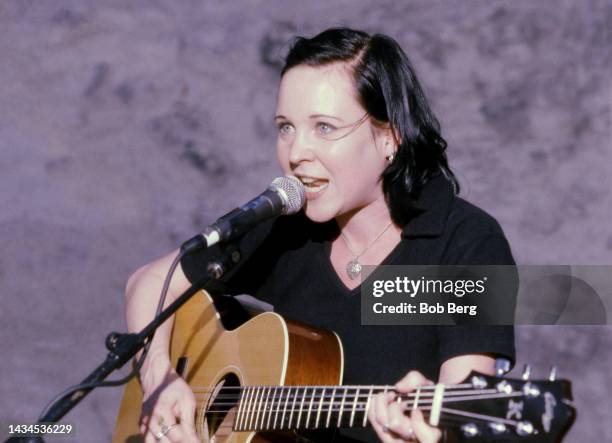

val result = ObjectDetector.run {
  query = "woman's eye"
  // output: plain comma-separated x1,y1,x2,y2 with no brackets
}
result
316,122,335,135
277,123,294,135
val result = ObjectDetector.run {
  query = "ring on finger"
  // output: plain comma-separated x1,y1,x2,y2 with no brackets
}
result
154,423,175,441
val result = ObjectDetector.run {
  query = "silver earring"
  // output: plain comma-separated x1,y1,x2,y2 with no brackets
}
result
386,152,395,162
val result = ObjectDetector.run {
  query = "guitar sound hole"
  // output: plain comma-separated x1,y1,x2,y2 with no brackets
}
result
203,373,241,441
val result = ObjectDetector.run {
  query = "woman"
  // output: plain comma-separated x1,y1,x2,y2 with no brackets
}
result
126,28,515,443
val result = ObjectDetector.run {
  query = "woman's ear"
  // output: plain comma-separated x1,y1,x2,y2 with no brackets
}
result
383,127,399,159
372,119,399,158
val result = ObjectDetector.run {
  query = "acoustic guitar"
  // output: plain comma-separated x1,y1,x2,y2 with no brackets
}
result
113,291,575,442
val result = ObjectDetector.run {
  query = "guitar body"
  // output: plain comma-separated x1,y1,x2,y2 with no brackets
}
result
113,291,344,443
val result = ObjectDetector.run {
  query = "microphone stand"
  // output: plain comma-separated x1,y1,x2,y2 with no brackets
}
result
4,241,242,443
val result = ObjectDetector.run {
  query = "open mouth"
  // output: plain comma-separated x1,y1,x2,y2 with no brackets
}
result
299,176,329,193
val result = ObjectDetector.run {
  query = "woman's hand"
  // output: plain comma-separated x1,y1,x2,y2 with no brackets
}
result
139,360,199,443
368,371,442,443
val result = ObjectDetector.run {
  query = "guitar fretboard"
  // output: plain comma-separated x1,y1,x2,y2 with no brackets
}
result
233,386,398,431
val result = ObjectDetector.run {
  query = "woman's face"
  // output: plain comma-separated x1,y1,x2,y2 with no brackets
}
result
275,64,392,223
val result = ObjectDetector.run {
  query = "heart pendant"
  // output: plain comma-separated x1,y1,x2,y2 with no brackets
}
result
346,259,362,280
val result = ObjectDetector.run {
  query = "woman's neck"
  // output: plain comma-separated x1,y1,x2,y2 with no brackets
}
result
335,198,400,252
329,197,403,290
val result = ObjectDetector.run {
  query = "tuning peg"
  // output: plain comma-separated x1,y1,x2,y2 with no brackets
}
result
548,365,557,381
521,364,531,381
461,423,479,438
522,382,540,397
488,422,507,434
496,380,513,394
471,375,487,389
516,421,535,436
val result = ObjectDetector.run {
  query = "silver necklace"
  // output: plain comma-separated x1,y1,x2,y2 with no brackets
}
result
340,222,393,280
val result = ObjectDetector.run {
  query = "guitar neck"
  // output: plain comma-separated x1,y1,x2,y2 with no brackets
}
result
232,384,440,432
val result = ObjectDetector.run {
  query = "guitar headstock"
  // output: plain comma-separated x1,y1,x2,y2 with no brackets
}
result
437,365,575,442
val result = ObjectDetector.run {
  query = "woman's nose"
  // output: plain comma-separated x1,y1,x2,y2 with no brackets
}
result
288,130,316,164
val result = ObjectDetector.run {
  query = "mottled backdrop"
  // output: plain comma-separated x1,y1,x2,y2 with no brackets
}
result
1,0,610,442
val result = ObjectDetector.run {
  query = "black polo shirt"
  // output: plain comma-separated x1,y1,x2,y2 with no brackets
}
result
181,175,515,440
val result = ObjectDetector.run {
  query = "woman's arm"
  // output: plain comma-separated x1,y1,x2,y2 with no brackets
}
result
125,249,199,443
438,354,496,384
125,249,189,383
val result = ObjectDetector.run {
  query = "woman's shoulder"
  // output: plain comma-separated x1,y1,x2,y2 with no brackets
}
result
447,196,506,240
443,196,514,265
401,175,506,243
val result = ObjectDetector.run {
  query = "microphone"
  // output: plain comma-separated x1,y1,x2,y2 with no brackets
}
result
181,175,306,252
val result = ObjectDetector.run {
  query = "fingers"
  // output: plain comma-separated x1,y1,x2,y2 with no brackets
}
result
139,377,199,443
386,400,417,441
370,400,441,443
141,415,196,443
141,411,174,443
368,370,442,443
178,395,199,442
162,421,190,443
395,370,433,393
385,407,442,443
411,409,442,443
369,391,417,442
368,391,395,442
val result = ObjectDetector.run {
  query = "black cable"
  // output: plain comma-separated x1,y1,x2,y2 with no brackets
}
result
37,250,186,421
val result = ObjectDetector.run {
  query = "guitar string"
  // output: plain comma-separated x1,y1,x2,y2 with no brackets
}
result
198,392,524,410
198,406,520,431
194,394,486,406
195,393,525,422
204,408,518,431
190,383,473,392
193,387,501,401
437,407,520,425
191,387,512,403
191,391,521,430
182,384,531,430
190,384,498,409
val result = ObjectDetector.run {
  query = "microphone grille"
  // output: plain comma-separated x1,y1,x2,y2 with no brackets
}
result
270,175,306,214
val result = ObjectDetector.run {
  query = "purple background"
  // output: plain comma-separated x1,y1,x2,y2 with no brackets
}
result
1,1,610,441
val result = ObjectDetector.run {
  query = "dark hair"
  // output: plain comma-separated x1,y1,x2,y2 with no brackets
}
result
281,27,459,226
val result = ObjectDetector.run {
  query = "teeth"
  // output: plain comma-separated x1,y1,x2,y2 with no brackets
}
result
299,176,327,185
297,176,329,193
305,182,329,193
